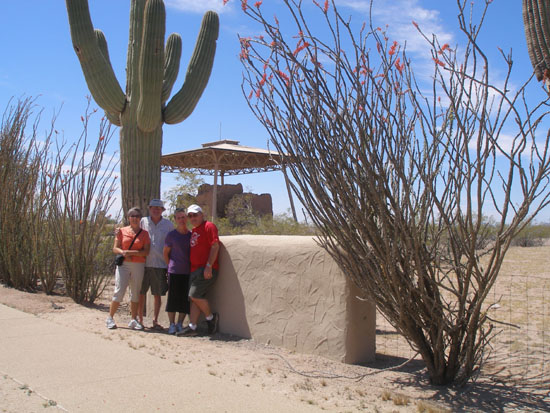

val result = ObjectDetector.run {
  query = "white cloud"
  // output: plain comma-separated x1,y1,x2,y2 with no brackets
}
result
338,0,453,54
165,0,230,14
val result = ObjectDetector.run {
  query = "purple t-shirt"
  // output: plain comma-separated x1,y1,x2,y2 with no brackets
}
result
164,229,191,274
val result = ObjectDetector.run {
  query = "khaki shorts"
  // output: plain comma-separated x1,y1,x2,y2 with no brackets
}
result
189,267,218,299
113,261,145,303
140,267,168,296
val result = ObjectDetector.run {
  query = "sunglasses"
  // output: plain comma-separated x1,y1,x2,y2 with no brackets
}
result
188,213,199,218
129,215,141,218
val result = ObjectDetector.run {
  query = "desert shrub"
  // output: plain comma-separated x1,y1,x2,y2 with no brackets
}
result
0,97,119,303
47,103,119,304
163,170,205,216
216,211,316,236
88,235,117,303
0,98,55,291
240,1,550,385
225,193,259,227
511,223,549,247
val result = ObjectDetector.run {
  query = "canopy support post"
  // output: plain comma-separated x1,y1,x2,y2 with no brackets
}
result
212,166,218,222
282,163,298,222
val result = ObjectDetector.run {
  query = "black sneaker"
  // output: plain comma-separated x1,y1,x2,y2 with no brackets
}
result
176,326,198,337
207,312,219,335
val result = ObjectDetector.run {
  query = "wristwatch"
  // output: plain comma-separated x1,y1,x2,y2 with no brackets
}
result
206,263,212,268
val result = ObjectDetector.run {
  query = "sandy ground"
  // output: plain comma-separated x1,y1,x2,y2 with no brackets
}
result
0,373,61,413
1,248,550,413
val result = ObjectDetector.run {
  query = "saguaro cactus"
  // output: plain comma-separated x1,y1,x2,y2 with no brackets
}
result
523,0,550,90
65,0,219,214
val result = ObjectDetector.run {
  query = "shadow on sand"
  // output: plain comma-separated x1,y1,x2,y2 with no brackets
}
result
365,353,550,412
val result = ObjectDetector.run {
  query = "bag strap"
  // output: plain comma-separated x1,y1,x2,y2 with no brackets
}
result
128,229,143,250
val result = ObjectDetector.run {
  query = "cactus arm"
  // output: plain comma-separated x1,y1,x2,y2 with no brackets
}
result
163,11,219,125
523,0,550,82
65,0,126,113
104,109,122,126
95,29,122,126
126,0,146,102
162,34,182,104
136,0,166,132
94,29,110,62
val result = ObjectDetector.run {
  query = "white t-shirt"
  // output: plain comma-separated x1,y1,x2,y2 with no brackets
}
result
140,216,174,268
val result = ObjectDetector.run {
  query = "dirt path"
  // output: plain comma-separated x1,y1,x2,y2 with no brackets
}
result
0,281,547,412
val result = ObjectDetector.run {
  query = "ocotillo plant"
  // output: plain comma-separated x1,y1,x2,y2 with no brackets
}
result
523,0,550,90
66,0,219,214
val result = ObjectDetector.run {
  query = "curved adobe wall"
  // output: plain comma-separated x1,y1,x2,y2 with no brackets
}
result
210,235,376,364
150,235,376,363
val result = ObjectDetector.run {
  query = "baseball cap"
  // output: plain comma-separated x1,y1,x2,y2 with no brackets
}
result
187,204,203,214
148,199,165,209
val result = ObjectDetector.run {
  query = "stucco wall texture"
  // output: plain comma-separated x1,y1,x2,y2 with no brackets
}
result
210,235,376,364
150,235,376,364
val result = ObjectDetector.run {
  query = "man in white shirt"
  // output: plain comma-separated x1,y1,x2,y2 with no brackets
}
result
138,199,174,329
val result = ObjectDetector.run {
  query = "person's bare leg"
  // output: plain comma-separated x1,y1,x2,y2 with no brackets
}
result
167,312,175,324
177,313,185,324
130,301,139,320
191,297,211,318
189,301,201,325
109,301,120,318
153,295,162,326
137,294,146,324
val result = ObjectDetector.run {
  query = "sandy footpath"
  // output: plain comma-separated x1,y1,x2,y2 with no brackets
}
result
0,284,442,413
1,281,546,412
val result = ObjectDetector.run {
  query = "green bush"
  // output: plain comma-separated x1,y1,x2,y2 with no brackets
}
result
511,223,550,247
225,193,258,227
216,211,316,236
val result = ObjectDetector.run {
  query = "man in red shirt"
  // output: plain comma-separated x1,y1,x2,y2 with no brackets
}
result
178,204,220,336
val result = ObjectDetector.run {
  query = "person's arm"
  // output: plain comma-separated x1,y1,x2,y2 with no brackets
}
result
125,232,150,257
113,236,123,255
126,242,150,257
203,242,219,280
163,245,171,267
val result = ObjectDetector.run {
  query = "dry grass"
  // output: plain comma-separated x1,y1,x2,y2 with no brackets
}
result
380,389,411,406
416,400,452,413
376,244,550,394
1,244,549,412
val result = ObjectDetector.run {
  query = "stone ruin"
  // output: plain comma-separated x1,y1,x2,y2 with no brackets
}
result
194,183,273,219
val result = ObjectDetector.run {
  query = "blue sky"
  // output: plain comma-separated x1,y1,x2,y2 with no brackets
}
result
1,0,546,221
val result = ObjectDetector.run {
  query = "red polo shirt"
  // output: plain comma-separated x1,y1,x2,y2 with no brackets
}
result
190,220,219,272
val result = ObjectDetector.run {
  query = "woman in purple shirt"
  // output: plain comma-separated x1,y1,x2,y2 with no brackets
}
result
163,208,192,334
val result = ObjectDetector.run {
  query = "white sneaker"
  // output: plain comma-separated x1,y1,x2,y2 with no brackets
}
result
106,317,116,329
168,323,177,335
128,319,143,330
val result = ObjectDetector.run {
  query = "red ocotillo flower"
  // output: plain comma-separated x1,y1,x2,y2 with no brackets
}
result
433,58,445,67
279,70,290,82
293,41,310,56
439,43,450,53
395,57,404,75
388,41,398,56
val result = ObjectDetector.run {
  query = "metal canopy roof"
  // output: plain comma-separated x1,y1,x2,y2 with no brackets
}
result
160,140,284,176
160,140,297,222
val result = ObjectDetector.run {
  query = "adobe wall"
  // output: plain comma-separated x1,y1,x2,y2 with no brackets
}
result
150,235,376,364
